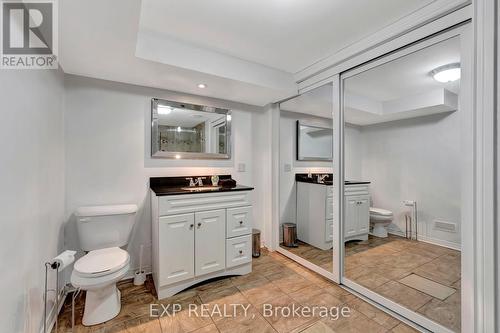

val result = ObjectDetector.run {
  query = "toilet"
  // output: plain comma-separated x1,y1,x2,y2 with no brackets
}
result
369,207,393,238
71,204,137,326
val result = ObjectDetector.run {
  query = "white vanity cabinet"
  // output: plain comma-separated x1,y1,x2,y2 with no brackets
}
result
151,189,253,299
344,184,370,241
296,182,333,250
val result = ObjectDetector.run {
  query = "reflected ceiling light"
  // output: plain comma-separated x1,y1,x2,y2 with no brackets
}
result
197,83,207,89
177,126,182,132
157,106,172,115
430,63,461,83
175,154,181,159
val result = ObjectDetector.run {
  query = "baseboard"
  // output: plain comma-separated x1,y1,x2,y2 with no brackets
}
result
387,229,461,251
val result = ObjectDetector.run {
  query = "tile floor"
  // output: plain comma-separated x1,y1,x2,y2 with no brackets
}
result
282,235,461,332
54,249,419,333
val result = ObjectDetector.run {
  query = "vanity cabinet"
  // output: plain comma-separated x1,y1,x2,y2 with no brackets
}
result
344,184,370,241
296,181,370,248
151,189,253,299
296,182,333,251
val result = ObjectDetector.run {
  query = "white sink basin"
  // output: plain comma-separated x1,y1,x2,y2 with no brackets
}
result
181,186,222,192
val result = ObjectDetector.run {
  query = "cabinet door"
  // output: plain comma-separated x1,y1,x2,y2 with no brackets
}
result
344,197,358,237
195,209,226,276
159,213,194,285
226,206,253,238
357,196,370,234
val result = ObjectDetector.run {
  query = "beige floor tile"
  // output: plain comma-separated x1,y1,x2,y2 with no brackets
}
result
270,273,311,294
354,271,391,290
288,285,325,304
257,294,317,333
374,281,433,311
347,298,399,330
236,278,286,306
322,284,357,304
321,308,387,333
190,324,219,333
412,255,461,287
390,323,421,333
417,291,461,332
215,305,276,333
158,296,213,333
104,316,162,333
299,320,335,333
398,274,456,300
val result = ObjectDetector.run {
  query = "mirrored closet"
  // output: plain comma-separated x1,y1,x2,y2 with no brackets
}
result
278,82,335,274
341,33,465,332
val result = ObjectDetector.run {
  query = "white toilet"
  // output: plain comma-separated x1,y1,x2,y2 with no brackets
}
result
369,207,393,238
71,204,137,326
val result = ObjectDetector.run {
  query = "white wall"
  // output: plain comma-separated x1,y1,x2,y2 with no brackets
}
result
0,69,65,333
346,112,462,247
64,75,264,276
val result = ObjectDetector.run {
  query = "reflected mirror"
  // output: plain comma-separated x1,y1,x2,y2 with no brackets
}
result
151,98,231,159
279,82,334,273
297,121,333,161
342,36,462,332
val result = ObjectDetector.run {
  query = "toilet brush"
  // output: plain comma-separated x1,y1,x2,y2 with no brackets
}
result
133,244,146,285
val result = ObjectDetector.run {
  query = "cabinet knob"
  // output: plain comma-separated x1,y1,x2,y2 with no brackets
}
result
197,222,202,228
239,250,243,255
189,224,194,229
239,221,243,225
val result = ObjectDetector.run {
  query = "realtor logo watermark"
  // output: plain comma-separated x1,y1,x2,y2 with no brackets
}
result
1,0,58,69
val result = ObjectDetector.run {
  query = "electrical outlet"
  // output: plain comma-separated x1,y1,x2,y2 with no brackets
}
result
238,163,246,172
284,164,292,172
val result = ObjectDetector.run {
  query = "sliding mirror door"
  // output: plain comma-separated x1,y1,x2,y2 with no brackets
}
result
341,31,468,332
278,82,336,276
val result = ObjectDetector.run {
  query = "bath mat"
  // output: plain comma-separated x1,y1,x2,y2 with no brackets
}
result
398,274,455,300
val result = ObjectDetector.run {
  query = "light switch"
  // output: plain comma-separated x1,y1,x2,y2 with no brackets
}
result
238,163,246,172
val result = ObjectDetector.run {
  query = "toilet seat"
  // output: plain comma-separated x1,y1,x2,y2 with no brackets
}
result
74,247,130,278
370,207,393,217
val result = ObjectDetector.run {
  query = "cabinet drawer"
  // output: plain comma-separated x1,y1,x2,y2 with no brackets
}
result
159,191,252,216
226,206,252,238
226,235,252,268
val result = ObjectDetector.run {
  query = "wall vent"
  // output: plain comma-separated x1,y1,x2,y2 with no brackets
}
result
433,219,457,233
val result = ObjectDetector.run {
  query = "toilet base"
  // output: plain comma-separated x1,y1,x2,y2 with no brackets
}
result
371,223,389,238
82,284,121,326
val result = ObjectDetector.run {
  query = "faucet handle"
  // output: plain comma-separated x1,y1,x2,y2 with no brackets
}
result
185,177,196,187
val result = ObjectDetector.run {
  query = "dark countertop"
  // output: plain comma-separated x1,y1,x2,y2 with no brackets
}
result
150,175,254,196
295,173,370,186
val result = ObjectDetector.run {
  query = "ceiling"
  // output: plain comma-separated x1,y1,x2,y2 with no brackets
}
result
60,0,439,107
280,36,461,125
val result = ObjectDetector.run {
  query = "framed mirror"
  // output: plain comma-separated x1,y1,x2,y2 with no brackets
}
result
296,121,333,161
151,98,231,159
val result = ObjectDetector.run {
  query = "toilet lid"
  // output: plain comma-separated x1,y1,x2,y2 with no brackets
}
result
370,207,393,216
74,247,129,277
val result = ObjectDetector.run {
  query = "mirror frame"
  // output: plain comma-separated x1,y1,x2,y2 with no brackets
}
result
296,120,333,161
151,98,232,159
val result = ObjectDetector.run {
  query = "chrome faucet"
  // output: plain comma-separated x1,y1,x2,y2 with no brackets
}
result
185,177,206,187
317,174,328,183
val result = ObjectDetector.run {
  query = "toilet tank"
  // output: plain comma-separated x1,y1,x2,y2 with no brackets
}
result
75,204,138,251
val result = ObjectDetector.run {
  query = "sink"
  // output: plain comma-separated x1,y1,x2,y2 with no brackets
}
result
181,186,222,192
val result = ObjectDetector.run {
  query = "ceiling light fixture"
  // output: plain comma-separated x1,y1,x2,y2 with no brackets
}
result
197,83,207,89
157,106,172,115
430,63,461,83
